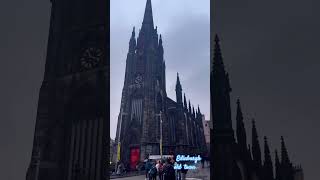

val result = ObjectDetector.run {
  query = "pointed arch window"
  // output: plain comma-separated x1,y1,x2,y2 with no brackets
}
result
131,99,143,123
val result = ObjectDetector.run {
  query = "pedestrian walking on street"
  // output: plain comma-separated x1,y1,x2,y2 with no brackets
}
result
149,161,157,180
201,158,205,168
180,163,188,180
156,160,164,180
145,159,152,180
163,158,175,180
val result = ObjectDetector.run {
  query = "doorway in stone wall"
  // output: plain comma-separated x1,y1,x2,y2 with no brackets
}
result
130,147,140,170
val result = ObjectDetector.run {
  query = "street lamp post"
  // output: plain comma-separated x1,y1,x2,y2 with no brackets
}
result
159,111,163,159
155,111,163,159
115,109,126,173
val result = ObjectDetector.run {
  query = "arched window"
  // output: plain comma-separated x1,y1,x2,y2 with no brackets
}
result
131,98,143,123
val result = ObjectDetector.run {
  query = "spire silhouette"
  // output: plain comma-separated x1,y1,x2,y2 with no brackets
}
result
175,72,182,104
132,27,135,37
281,136,291,165
137,0,155,50
236,99,247,150
252,119,262,168
275,150,281,180
142,0,154,29
211,34,233,132
176,73,181,89
158,34,163,50
198,105,201,115
188,100,191,113
183,93,187,109
192,105,195,118
129,27,136,53
248,144,252,160
159,34,163,46
213,34,224,65
263,136,274,180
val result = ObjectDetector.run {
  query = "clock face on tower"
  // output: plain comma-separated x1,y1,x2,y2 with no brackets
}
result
135,74,143,85
80,47,103,69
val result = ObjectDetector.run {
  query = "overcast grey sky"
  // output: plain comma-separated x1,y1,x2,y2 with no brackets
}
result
110,0,210,139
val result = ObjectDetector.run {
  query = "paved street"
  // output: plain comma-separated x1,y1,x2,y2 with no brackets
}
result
115,175,205,180
114,163,210,180
186,164,210,180
114,175,145,180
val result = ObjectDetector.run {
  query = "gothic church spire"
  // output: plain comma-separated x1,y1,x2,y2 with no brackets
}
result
252,119,262,168
129,27,136,53
142,0,154,30
176,73,182,104
263,136,274,180
275,150,281,180
192,105,195,118
281,136,291,165
211,34,233,132
236,99,247,150
184,93,187,109
213,34,224,66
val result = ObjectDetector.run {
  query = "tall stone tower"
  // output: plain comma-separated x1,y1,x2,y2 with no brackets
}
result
211,34,237,180
210,35,304,180
26,0,108,179
115,0,167,168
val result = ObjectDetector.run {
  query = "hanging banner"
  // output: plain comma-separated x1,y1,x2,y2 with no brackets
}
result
117,143,121,161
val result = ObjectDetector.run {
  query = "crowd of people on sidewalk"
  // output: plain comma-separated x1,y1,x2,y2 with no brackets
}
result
113,156,209,180
144,157,189,180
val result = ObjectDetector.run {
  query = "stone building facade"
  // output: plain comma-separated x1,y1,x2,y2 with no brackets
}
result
202,117,211,158
210,34,304,180
115,0,207,170
25,0,108,179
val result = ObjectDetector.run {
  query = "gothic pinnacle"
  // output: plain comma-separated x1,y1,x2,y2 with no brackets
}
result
248,144,252,160
236,99,247,149
175,72,182,104
214,34,223,65
158,34,163,54
275,149,281,180
264,136,271,163
192,105,195,115
252,119,262,168
129,26,136,52
263,136,274,180
184,93,187,109
142,0,154,29
176,72,181,88
159,34,163,45
132,26,135,38
281,136,291,165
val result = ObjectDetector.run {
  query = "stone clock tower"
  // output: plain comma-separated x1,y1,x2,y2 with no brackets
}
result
26,0,108,180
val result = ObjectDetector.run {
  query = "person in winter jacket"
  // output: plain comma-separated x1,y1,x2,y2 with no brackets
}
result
163,158,175,180
145,159,152,180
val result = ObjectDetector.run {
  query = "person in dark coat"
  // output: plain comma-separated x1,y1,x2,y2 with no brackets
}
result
157,160,164,180
148,161,157,180
163,158,175,180
180,162,188,180
145,159,152,180
201,157,205,168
